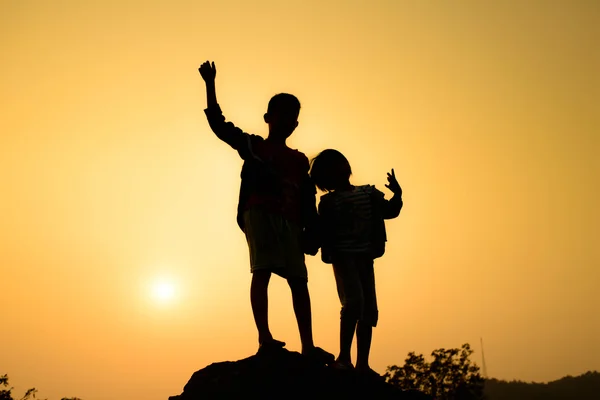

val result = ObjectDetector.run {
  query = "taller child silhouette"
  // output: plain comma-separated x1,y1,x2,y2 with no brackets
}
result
199,61,332,364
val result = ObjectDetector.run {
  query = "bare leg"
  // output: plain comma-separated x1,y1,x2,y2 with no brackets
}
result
332,260,361,367
251,270,273,345
338,315,357,364
355,321,373,371
288,278,314,353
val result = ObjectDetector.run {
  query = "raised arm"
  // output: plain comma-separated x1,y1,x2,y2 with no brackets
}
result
198,61,245,150
200,61,218,108
382,168,403,219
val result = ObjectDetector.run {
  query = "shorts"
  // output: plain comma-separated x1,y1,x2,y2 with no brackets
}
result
332,253,378,327
243,208,307,281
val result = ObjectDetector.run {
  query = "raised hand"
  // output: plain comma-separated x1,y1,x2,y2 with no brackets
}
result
199,61,216,82
385,168,402,196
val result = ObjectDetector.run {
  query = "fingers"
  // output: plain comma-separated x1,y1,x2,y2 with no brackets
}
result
198,61,216,79
199,60,214,70
387,168,397,184
385,167,401,193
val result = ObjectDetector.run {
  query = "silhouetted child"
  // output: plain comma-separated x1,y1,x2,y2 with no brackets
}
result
198,61,333,364
309,149,403,376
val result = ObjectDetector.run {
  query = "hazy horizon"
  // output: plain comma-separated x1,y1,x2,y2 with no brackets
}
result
1,1,598,399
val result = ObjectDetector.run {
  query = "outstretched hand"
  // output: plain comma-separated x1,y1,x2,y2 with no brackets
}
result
199,61,216,82
385,168,402,196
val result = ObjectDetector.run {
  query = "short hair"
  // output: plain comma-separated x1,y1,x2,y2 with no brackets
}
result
267,93,301,116
309,149,352,192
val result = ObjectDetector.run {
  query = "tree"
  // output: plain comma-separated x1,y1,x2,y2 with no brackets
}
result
0,375,11,400
385,343,485,400
0,375,81,400
1,375,38,400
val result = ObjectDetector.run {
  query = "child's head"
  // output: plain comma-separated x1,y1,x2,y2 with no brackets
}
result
264,93,301,140
309,149,352,192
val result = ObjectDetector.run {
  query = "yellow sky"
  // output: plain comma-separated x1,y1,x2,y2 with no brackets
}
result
1,1,598,399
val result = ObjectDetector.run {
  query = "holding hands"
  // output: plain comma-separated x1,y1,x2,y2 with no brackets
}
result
199,61,216,82
385,169,402,196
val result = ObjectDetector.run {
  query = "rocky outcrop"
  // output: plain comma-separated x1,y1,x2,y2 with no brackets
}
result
169,348,431,399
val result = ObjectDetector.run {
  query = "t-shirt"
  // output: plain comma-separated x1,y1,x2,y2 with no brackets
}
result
318,185,378,256
204,104,314,231
239,134,310,227
318,184,402,263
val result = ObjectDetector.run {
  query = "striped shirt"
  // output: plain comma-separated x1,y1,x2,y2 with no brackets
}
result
318,185,378,255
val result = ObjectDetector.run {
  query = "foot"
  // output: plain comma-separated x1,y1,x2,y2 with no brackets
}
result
356,366,383,380
303,346,335,366
331,359,354,371
257,338,286,354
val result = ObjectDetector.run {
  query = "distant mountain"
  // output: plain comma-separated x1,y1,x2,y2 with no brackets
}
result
484,371,600,400
169,347,432,400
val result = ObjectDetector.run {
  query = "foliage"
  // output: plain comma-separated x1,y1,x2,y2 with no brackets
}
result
0,375,39,400
0,375,81,400
385,343,485,400
0,375,11,400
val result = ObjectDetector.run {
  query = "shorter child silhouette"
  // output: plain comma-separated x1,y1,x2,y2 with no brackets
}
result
310,149,403,376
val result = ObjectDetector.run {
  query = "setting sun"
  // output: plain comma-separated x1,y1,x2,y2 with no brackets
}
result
150,279,177,303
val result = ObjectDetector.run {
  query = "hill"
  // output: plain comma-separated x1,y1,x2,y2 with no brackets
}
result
484,371,600,400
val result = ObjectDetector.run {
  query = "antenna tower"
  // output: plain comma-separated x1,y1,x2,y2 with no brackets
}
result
480,337,488,378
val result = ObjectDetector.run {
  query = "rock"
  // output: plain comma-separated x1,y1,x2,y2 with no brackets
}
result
169,348,432,399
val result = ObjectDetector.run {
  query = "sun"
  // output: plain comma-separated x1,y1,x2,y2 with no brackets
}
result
151,280,176,303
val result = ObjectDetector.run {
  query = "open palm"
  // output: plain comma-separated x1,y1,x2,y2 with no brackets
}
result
385,169,402,195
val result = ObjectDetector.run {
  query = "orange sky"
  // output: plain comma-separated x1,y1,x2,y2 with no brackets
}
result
1,1,598,399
